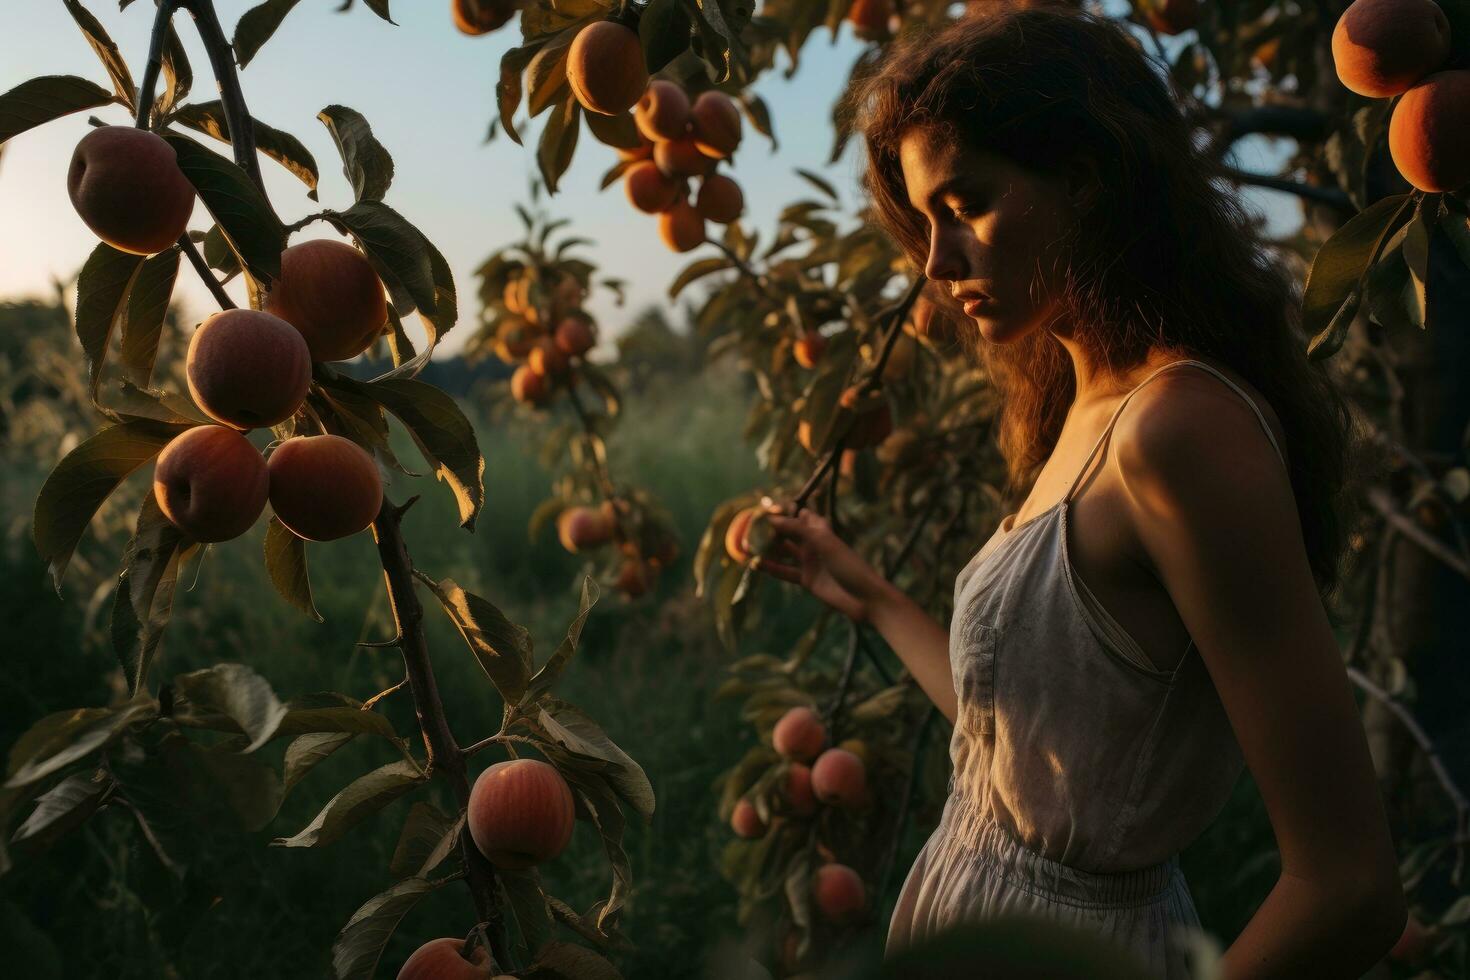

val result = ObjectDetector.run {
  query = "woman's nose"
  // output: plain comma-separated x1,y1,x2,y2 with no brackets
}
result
924,226,966,283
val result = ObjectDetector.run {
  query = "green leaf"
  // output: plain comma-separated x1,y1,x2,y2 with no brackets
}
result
416,232,458,344
1301,194,1411,343
795,168,838,203
537,700,654,820
424,577,533,705
331,200,436,317
233,0,306,70
9,770,112,858
558,769,631,936
75,242,145,404
173,663,288,753
202,223,242,275
584,107,641,151
526,32,575,119
283,731,354,795
271,693,402,738
61,0,135,108
497,41,546,146
4,698,155,791
189,741,285,831
272,760,424,848
264,516,323,622
537,97,580,196
521,576,600,706
156,23,191,120
163,132,285,283
354,376,485,529
111,492,191,695
668,256,733,300
522,940,622,980
739,92,775,151
0,75,116,146
118,248,180,387
317,105,393,203
32,417,189,590
388,802,464,879
682,0,735,83
173,101,321,199
330,875,444,980
641,0,694,73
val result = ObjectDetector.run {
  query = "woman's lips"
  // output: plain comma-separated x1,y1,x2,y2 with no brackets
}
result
963,297,996,316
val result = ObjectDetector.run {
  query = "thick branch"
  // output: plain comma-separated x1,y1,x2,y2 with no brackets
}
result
135,0,179,129
1219,165,1355,214
177,0,264,191
1204,104,1333,157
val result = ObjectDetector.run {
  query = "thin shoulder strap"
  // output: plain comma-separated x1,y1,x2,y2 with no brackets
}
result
1061,358,1285,503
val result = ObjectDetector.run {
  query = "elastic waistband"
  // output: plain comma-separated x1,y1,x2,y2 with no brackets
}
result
943,792,1181,909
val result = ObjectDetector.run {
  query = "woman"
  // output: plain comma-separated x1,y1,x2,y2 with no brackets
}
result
754,6,1407,978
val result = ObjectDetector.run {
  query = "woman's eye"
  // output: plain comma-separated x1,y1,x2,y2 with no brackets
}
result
950,201,986,219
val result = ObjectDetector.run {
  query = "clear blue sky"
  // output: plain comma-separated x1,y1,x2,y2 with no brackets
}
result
0,1,1299,357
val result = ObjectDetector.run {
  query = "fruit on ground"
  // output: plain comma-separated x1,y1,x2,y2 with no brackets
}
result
812,748,868,808
654,137,717,179
635,80,691,141
773,706,827,761
67,126,195,255
1388,913,1434,963
264,239,388,362
659,197,706,253
812,863,867,925
511,364,551,405
625,160,683,214
1142,0,1199,35
785,762,817,816
615,556,653,597
568,21,647,115
730,798,767,838
450,0,520,35
839,385,894,448
186,310,311,429
397,937,492,980
468,758,576,870
690,90,742,158
154,425,269,542
848,0,894,41
528,335,570,377
1389,70,1470,192
694,173,744,224
267,435,383,541
554,312,597,356
1332,0,1451,99
557,505,612,552
793,330,827,369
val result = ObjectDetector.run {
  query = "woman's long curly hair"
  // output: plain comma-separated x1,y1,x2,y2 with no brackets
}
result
853,4,1364,602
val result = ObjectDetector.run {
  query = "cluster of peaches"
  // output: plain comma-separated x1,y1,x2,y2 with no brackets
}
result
396,756,577,979
65,125,391,545
497,270,599,408
562,20,746,252
729,706,872,931
555,497,679,600
1333,0,1470,194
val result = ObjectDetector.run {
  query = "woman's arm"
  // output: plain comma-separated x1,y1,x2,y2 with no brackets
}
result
1116,380,1406,979
867,580,958,725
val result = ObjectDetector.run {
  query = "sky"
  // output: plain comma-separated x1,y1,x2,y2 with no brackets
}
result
0,1,1300,359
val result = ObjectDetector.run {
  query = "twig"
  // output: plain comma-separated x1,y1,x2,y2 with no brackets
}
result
822,619,862,733
134,0,179,129
361,677,408,711
178,235,236,309
1219,165,1356,213
706,237,778,306
461,733,538,758
1367,487,1470,581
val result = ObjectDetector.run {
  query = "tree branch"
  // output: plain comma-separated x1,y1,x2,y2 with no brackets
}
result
134,0,179,129
177,235,236,309
1367,487,1470,581
1218,165,1356,214
177,0,264,191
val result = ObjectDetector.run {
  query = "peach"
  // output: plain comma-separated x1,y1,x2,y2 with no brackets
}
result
635,80,691,142
811,748,868,808
494,317,539,364
1389,70,1470,192
690,90,742,159
615,556,653,597
468,758,576,870
186,309,311,430
730,798,767,838
1143,0,1199,35
625,160,683,214
67,126,195,256
511,363,550,405
528,335,570,378
659,197,706,253
154,425,269,542
784,762,817,816
793,330,826,369
568,21,647,116
554,312,597,357
557,505,612,552
773,706,826,761
616,139,654,162
397,937,492,980
450,0,520,35
847,0,894,42
267,435,382,541
654,136,717,178
263,239,388,362
812,863,866,924
694,173,744,224
839,385,893,448
1332,0,1451,98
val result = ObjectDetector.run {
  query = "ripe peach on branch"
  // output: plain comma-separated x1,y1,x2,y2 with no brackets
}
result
467,758,576,870
511,363,551,405
557,504,612,553
154,425,269,542
812,863,867,924
773,706,827,762
450,0,523,36
690,90,742,159
67,126,196,256
811,747,869,809
1389,70,1470,192
568,21,647,116
267,435,383,541
730,798,767,838
186,309,311,430
263,239,388,362
635,80,692,142
1332,0,1451,99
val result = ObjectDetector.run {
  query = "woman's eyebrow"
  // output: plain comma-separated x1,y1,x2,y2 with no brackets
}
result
911,175,977,212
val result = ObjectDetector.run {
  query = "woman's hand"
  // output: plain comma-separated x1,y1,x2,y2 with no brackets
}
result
751,504,890,623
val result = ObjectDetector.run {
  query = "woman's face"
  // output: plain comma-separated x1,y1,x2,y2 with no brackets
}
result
899,126,1080,345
